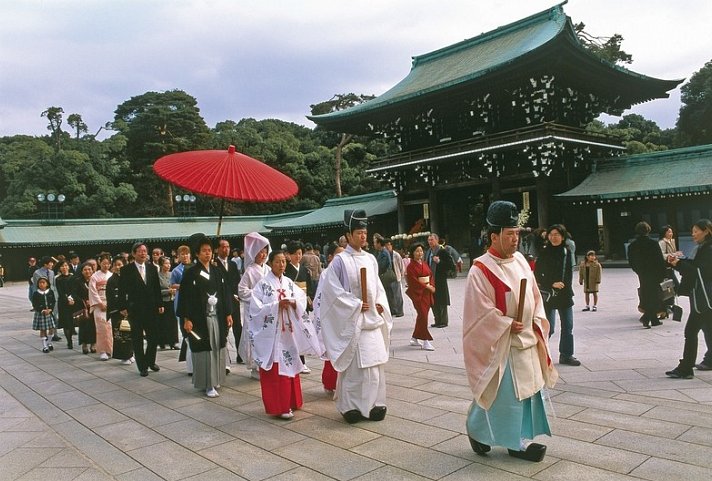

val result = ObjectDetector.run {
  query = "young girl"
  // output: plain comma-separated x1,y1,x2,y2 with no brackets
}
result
32,277,57,353
579,250,602,311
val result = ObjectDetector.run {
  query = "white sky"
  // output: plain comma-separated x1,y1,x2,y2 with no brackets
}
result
1,0,709,138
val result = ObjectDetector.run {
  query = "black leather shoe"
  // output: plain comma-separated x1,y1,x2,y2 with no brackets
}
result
560,356,581,366
369,406,387,421
52,335,62,341
665,367,693,379
342,410,363,424
139,369,149,377
508,443,547,462
469,437,491,456
149,364,160,372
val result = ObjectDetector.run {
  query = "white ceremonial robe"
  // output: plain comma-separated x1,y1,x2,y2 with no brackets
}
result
320,246,393,416
312,267,330,358
238,262,270,365
249,271,321,377
463,251,557,410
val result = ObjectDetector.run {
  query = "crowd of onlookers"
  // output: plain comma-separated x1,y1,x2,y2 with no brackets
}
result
23,217,712,394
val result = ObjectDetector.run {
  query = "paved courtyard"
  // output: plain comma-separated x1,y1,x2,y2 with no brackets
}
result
1,267,711,480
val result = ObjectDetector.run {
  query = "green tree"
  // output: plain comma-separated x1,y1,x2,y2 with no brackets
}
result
677,59,712,146
310,93,375,197
67,113,89,140
41,106,67,151
586,114,670,153
113,90,211,216
574,22,632,65
0,135,137,218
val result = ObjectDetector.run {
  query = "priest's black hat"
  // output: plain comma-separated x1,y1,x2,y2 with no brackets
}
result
486,201,519,229
343,209,368,233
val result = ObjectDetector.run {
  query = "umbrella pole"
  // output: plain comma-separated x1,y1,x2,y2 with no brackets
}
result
216,198,225,236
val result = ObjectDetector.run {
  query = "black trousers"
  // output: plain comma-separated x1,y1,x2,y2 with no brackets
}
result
680,310,712,370
131,317,157,371
230,306,242,362
431,303,449,326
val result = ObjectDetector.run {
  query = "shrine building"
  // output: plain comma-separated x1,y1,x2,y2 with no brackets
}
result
308,2,682,254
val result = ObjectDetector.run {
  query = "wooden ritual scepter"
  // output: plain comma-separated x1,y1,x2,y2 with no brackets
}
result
360,267,368,306
516,278,527,323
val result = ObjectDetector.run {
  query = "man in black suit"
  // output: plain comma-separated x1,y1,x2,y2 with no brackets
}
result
68,253,81,276
426,233,455,328
119,242,164,377
215,238,242,364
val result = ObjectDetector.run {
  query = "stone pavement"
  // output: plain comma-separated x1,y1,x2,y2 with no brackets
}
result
1,267,711,481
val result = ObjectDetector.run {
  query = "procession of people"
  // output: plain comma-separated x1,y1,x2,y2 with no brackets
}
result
22,204,712,465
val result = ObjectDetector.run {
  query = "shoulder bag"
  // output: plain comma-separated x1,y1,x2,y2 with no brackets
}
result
379,265,397,285
72,300,91,326
659,278,676,302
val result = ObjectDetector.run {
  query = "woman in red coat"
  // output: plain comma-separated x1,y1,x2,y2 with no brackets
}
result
405,243,436,351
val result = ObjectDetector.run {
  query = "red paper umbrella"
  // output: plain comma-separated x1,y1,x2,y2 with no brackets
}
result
154,145,298,202
153,145,299,234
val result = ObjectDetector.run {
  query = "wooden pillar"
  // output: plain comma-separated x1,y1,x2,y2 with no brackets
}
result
536,176,549,228
490,178,501,201
397,194,406,234
428,188,439,234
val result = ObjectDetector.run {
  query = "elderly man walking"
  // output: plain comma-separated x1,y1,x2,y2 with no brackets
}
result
426,233,454,327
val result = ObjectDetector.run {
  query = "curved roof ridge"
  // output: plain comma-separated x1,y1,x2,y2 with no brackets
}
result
412,2,567,67
599,144,712,168
322,189,395,207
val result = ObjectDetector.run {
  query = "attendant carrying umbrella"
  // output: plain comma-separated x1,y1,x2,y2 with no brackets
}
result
153,145,299,235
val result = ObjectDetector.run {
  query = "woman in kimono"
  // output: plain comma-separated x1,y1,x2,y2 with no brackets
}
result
238,232,271,379
157,256,178,350
89,253,113,361
55,260,75,349
181,235,233,398
405,243,436,351
249,250,321,419
106,257,133,364
72,262,96,355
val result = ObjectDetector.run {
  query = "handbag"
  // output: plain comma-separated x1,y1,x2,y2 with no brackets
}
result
659,279,676,302
71,300,90,326
538,285,553,303
379,266,397,285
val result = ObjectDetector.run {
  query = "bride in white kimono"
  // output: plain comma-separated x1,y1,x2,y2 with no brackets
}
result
238,232,271,378
249,250,322,418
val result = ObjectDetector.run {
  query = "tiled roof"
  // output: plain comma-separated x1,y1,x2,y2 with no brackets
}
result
265,190,397,231
309,3,682,130
0,211,309,247
556,144,712,201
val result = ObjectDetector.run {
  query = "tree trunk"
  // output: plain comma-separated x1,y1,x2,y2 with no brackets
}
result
335,133,352,197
